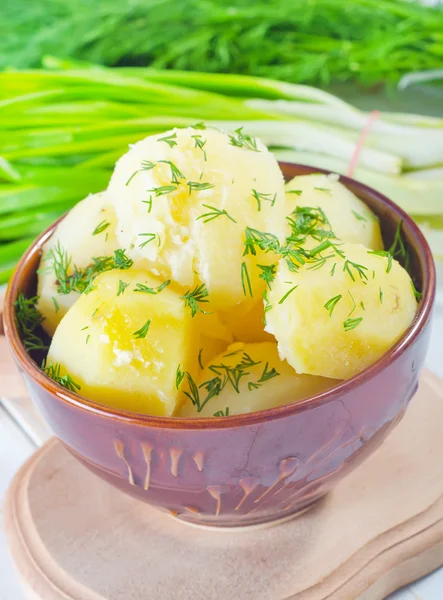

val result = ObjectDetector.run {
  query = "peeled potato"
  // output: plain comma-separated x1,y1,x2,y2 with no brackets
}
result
285,173,383,250
266,243,417,380
179,342,336,417
219,300,274,343
47,269,201,416
107,126,286,310
37,191,119,335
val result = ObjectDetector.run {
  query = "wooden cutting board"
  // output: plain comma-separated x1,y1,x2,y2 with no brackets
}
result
3,369,443,600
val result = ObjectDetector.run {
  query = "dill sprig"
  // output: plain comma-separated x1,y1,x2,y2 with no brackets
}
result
367,249,393,274
117,280,129,296
196,204,237,224
14,292,48,352
133,319,152,339
158,132,177,148
229,127,259,152
134,280,170,295
388,219,410,272
278,284,298,304
251,189,277,211
343,317,363,332
257,263,276,289
92,220,111,236
148,184,178,197
241,261,253,297
352,210,367,222
125,160,156,186
138,232,161,249
192,134,207,161
181,283,210,317
324,294,342,317
158,160,185,184
214,407,230,417
41,360,81,392
187,181,214,195
343,259,368,282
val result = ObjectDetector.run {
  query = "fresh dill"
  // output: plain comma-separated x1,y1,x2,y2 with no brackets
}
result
181,283,210,317
314,187,332,194
86,335,90,345
343,317,363,332
134,280,170,295
214,407,230,417
286,189,302,195
278,285,298,304
148,184,178,197
411,280,423,301
176,364,185,389
158,160,185,184
251,189,277,211
324,294,342,317
142,195,153,213
133,319,152,339
263,289,272,325
158,132,177,148
257,362,280,383
352,210,367,222
196,204,237,224
192,134,207,161
367,249,393,274
92,220,111,236
52,296,59,313
14,292,48,352
229,127,259,152
138,232,161,249
257,264,276,289
117,280,129,296
187,181,214,195
343,259,368,282
379,286,383,304
241,261,253,297
125,160,156,186
41,360,81,392
389,220,410,271
198,348,204,370
348,290,356,315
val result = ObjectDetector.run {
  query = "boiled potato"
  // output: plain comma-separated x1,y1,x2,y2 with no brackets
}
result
47,269,201,416
285,173,383,250
37,191,119,335
219,300,274,343
107,126,286,310
179,342,336,417
266,243,417,380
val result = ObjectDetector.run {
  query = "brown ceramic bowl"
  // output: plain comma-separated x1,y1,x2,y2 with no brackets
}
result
4,163,436,528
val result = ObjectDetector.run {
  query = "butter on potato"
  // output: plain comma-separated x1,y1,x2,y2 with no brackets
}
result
285,173,383,250
37,191,119,336
179,341,336,417
47,269,202,416
266,243,417,380
107,127,286,310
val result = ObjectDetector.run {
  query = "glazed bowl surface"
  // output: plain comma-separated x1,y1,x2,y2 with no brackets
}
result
4,163,435,528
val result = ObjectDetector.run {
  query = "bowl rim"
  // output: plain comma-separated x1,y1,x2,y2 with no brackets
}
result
3,163,436,430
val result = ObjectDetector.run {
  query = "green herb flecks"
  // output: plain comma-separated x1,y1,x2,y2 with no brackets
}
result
133,319,152,339
411,280,423,301
213,407,230,417
241,261,253,297
41,360,81,392
324,294,342,317
52,296,59,313
14,292,48,352
92,220,111,236
251,189,277,211
148,184,178,197
198,348,204,370
138,232,161,249
158,132,177,148
389,220,410,272
343,259,368,282
117,280,129,296
187,181,214,195
229,127,259,152
125,160,156,186
343,317,363,332
176,365,185,389
286,190,302,196
352,210,367,222
367,249,393,274
278,285,298,304
158,160,185,184
181,283,210,317
196,204,237,224
192,134,207,161
134,280,170,295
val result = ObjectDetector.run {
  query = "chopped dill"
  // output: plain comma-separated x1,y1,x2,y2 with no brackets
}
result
251,189,277,211
241,261,253,297
117,280,129,296
133,319,152,339
324,294,342,317
343,317,363,332
92,220,111,236
181,283,210,317
228,127,259,152
14,292,48,352
158,132,177,148
134,280,170,295
278,285,298,304
41,360,81,392
214,407,230,417
196,204,237,224
187,181,214,194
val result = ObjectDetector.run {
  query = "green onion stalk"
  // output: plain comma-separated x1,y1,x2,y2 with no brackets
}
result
1,59,443,283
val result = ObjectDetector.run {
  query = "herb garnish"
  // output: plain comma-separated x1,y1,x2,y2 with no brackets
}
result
125,160,156,186
214,407,230,417
196,204,237,224
343,317,363,332
148,185,178,197
181,283,210,316
52,297,59,313
251,189,277,211
187,181,214,194
352,210,367,222
241,261,253,297
192,134,207,161
198,348,204,370
324,294,342,316
257,264,276,289
367,249,393,273
158,160,185,184
134,280,170,295
229,127,259,152
14,292,48,352
93,220,111,236
278,285,298,304
133,319,152,339
138,232,161,249
117,280,129,296
158,132,177,148
41,360,81,392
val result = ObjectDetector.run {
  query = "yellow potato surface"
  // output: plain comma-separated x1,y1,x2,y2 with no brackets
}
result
266,243,417,380
37,191,119,336
179,342,336,417
107,127,286,310
47,269,201,416
285,173,383,250
219,300,274,343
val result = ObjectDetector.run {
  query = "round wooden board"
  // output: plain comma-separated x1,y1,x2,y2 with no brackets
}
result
4,370,443,600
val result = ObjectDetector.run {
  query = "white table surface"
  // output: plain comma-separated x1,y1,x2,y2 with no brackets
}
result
1,276,443,600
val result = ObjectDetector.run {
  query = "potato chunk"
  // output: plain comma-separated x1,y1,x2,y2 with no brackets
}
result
266,243,417,380
47,269,201,416
219,301,273,343
37,191,119,336
179,342,336,417
285,173,383,250
107,127,286,310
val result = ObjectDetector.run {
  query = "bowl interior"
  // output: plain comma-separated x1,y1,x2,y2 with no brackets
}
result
4,162,435,427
